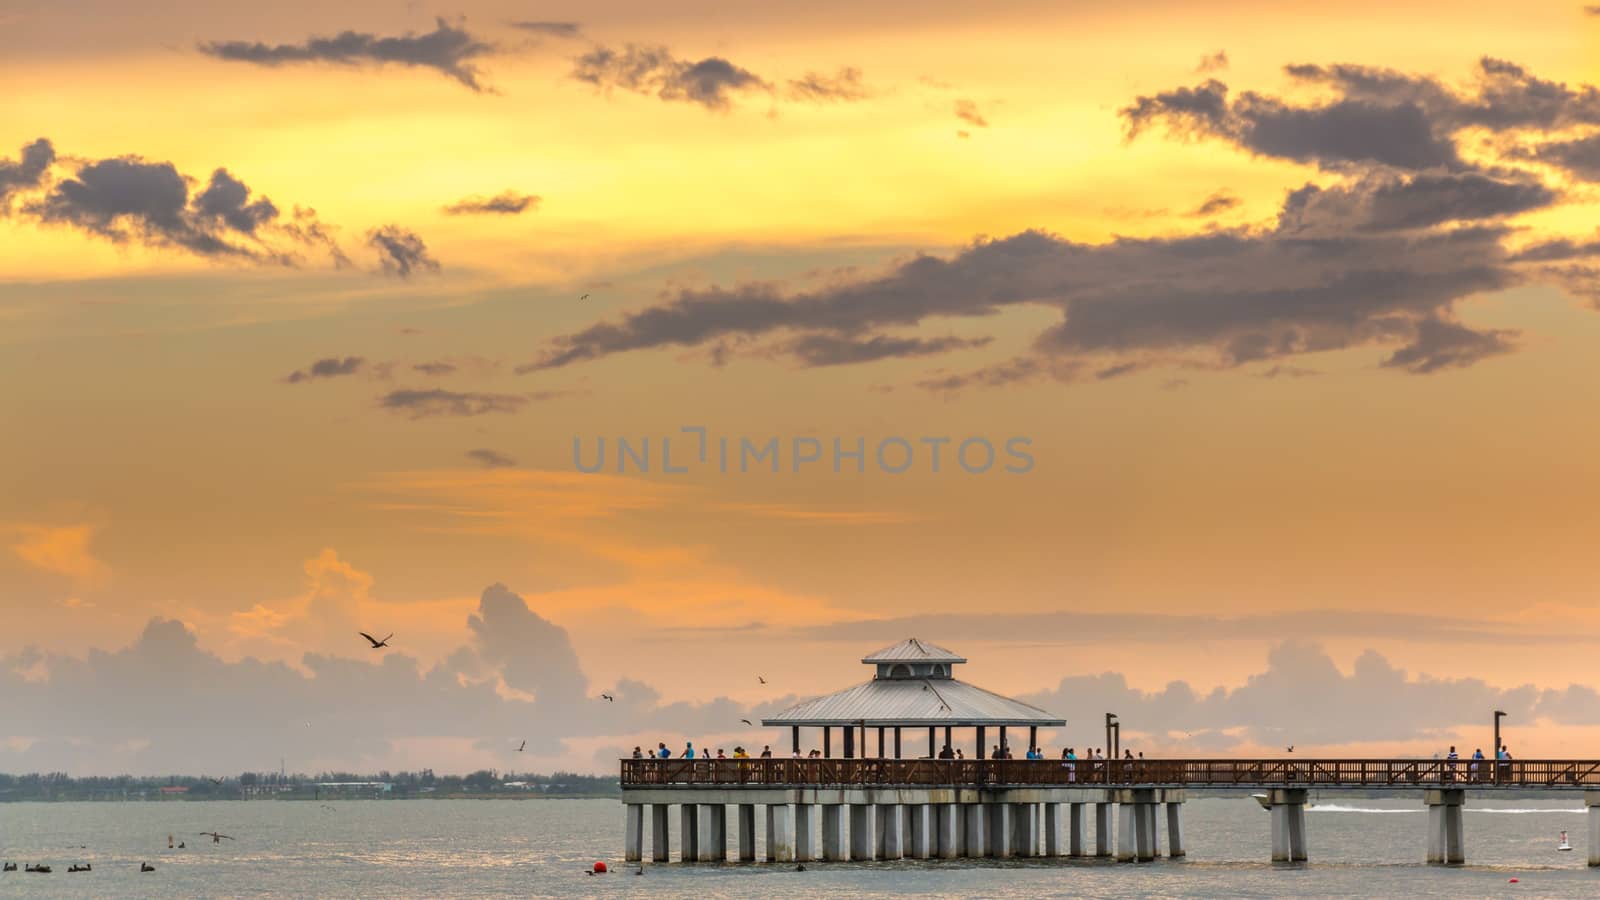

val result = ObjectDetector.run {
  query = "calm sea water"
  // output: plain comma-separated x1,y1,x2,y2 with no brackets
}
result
2,796,1596,897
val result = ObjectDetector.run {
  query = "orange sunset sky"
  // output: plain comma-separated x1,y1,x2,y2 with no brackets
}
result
4,0,1600,774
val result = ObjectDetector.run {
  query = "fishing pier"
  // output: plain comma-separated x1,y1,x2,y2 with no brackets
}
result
619,639,1600,867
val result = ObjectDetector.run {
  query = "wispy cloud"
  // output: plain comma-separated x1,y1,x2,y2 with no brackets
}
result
954,98,989,128
572,44,769,110
378,388,528,419
199,17,496,92
367,226,439,278
442,191,539,215
466,448,517,469
508,21,583,39
285,356,364,383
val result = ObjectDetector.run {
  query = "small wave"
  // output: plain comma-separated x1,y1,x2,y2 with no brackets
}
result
1307,805,1420,814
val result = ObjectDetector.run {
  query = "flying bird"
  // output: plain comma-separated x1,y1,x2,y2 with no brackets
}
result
208,777,223,785
516,740,526,752
600,693,614,702
740,719,753,726
198,832,235,843
1286,745,1295,753
758,676,766,684
579,293,590,300
359,632,392,649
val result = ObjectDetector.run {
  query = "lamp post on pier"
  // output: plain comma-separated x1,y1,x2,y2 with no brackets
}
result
1493,710,1507,784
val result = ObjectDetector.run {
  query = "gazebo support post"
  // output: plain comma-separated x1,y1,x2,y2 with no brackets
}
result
977,726,986,760
894,727,902,759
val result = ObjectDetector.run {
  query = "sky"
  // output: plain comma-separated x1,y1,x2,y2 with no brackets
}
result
3,0,1600,776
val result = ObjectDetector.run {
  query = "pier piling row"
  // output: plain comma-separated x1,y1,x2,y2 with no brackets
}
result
626,785,1600,867
622,787,1183,863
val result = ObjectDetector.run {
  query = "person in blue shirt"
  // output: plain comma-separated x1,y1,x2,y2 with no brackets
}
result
657,742,670,759
682,741,696,759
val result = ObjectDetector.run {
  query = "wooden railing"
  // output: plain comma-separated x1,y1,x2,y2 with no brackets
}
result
620,758,1600,789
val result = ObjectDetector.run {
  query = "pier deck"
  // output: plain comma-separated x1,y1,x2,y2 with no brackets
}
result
622,757,1600,790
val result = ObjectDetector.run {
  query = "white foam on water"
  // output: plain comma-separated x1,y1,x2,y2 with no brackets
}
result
1306,805,1420,814
1468,808,1585,814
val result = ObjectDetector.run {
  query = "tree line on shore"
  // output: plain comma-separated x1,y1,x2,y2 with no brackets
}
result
0,769,620,801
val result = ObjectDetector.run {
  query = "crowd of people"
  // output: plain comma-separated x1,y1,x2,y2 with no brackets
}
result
629,741,1151,762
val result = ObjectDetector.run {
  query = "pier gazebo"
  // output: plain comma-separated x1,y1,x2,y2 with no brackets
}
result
762,638,1065,759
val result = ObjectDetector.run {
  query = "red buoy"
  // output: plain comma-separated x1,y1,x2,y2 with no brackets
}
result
592,861,608,874
1509,878,1519,883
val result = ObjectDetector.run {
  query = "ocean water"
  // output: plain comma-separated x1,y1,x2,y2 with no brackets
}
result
1,796,1596,897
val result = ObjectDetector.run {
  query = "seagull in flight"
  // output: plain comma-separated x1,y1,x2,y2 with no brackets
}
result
359,632,392,649
208,777,224,785
600,693,614,702
1286,745,1295,753
758,676,766,684
516,740,526,752
740,719,753,726
579,293,590,300
198,832,235,843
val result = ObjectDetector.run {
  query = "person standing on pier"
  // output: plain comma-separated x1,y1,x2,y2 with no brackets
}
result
682,742,696,759
657,743,670,759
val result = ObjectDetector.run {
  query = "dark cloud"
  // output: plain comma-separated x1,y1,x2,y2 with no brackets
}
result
1522,133,1600,181
1195,51,1229,74
515,58,1593,385
1286,58,1600,133
413,361,458,376
1277,173,1558,233
199,17,494,92
442,191,540,215
1123,78,1464,170
0,137,54,206
285,356,365,384
954,98,989,128
21,154,339,264
1188,190,1240,217
1587,4,1600,14
572,44,769,110
785,67,870,103
519,219,1520,380
1380,316,1516,374
367,225,439,278
379,388,528,419
1126,57,1600,174
466,448,517,468
508,21,582,39
1509,232,1600,263
781,333,990,366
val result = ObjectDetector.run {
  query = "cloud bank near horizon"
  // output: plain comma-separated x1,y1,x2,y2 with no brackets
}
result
7,586,1600,775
